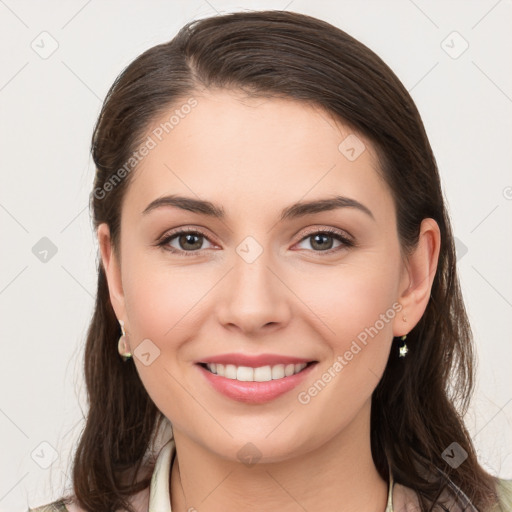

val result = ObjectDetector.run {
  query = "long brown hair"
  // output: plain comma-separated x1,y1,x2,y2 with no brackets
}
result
65,10,499,511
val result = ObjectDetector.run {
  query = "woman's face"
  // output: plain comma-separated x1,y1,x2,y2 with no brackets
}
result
99,88,433,463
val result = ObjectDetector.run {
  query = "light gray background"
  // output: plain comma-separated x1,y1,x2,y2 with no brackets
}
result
1,0,511,510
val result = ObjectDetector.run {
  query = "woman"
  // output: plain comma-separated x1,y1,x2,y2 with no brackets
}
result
28,9,512,512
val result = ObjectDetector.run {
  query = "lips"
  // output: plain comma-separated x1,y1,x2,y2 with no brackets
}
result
196,360,318,404
196,353,316,367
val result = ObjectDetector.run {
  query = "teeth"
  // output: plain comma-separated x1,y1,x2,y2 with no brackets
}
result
205,362,308,381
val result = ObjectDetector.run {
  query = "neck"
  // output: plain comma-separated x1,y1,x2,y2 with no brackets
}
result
169,402,388,512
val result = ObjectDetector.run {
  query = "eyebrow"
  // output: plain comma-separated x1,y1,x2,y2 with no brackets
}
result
142,194,375,221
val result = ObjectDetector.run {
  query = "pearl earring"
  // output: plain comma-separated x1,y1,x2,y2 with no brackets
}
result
118,320,132,361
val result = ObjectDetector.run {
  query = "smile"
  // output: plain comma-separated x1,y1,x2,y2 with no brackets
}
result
196,361,318,404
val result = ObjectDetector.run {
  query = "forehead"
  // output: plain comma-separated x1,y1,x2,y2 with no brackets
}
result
122,89,393,223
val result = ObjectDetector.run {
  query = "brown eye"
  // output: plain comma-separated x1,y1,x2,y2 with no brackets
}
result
295,228,354,254
158,229,215,256
174,232,204,251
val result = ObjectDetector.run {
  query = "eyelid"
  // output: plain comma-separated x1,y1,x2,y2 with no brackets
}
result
298,226,354,244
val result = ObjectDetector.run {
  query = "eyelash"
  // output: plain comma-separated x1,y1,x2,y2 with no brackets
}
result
156,227,354,257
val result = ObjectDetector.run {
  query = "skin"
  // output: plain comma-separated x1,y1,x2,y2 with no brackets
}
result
98,88,440,511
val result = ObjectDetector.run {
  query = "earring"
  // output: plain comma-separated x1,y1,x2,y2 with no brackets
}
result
118,320,132,361
398,334,408,358
397,313,409,358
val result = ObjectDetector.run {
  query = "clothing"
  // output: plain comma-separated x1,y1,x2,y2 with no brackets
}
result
27,425,512,512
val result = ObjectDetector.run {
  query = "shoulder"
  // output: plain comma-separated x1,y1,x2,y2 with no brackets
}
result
27,501,69,512
494,477,512,511
393,476,512,511
27,487,149,512
27,498,85,512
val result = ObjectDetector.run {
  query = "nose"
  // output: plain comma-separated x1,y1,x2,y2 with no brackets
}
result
215,242,291,335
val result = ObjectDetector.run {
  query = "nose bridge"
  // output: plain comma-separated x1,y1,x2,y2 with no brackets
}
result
232,233,277,300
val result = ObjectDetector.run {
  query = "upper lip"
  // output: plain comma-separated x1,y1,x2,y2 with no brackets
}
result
197,353,316,368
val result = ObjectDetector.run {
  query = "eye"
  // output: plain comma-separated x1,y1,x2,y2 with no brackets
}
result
294,228,354,254
157,226,354,257
157,229,215,256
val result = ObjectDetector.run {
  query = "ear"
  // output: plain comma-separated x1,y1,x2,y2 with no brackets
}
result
393,218,441,337
97,223,126,321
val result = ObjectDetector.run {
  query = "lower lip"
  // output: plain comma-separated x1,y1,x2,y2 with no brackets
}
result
196,362,317,404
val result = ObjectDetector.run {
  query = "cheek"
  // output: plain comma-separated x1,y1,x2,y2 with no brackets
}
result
121,239,211,342
303,256,400,344
296,254,401,395
120,254,205,422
